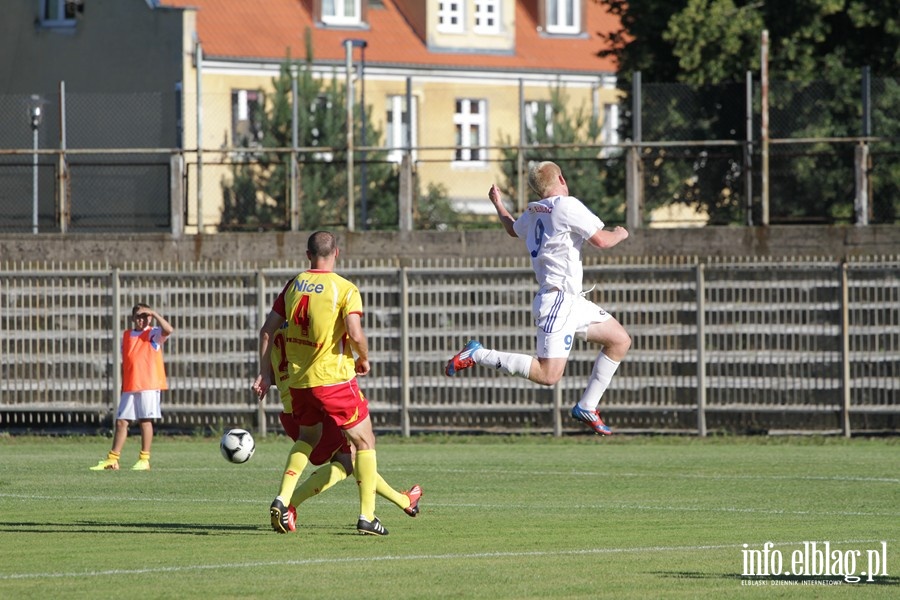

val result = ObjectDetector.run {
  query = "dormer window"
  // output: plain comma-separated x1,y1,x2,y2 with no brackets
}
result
322,0,362,26
545,0,581,35
473,0,500,34
437,1,465,33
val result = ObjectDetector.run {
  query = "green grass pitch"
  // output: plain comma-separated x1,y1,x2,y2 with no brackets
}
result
0,434,897,599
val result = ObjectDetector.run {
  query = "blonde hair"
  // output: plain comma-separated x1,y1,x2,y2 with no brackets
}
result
527,161,562,197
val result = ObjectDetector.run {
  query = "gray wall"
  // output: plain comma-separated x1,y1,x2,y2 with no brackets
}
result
1,226,897,265
0,0,184,96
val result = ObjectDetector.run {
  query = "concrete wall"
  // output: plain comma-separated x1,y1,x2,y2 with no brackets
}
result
1,225,897,266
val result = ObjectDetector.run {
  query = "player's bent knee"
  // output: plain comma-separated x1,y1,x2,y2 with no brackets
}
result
531,370,564,386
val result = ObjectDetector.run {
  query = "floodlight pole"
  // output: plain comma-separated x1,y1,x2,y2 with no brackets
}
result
344,40,355,231
29,95,43,234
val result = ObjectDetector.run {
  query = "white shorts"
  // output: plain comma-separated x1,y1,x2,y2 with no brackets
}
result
532,291,612,359
116,390,162,420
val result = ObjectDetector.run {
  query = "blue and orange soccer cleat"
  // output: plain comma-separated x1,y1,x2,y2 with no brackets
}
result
571,406,613,435
444,340,483,376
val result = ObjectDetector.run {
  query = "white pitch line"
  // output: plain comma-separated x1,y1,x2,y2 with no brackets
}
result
406,468,900,484
1,492,898,518
1,539,893,581
5,464,897,484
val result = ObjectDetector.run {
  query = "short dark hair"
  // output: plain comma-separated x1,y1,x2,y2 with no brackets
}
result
131,303,150,317
307,231,337,258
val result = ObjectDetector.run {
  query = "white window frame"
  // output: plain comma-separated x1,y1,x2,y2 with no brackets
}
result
310,94,335,161
546,0,581,35
39,0,78,28
437,1,465,33
524,100,554,144
598,102,621,158
453,98,487,164
601,102,620,147
386,95,417,164
231,89,265,149
321,0,362,26
474,0,500,34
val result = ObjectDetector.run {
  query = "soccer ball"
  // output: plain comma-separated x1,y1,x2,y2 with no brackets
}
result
220,428,255,463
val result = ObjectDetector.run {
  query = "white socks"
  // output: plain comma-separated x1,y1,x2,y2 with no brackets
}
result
576,353,620,411
470,347,619,407
474,348,533,378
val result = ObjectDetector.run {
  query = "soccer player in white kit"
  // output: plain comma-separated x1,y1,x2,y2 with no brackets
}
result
444,161,631,435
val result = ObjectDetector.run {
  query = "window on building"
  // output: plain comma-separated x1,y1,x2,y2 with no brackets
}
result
602,104,619,144
438,1,465,33
310,95,335,161
474,0,500,34
231,90,264,148
546,0,581,35
524,100,554,144
39,0,81,28
321,0,362,26
453,99,487,162
601,102,620,153
385,95,417,163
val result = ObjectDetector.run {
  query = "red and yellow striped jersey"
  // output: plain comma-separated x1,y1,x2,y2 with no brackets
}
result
271,270,363,388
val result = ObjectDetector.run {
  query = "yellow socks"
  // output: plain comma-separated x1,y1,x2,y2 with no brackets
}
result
355,449,378,520
351,457,410,511
278,440,313,499
375,473,412,511
290,462,348,507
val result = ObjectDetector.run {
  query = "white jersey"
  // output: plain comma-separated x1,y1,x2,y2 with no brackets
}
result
512,195,604,295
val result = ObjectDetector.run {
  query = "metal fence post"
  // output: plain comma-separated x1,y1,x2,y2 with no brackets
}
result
760,30,770,225
58,80,69,233
744,71,754,226
840,260,852,438
112,269,122,417
517,78,526,212
344,40,356,231
854,143,870,226
256,269,268,437
400,264,411,437
696,262,707,437
170,153,184,236
290,65,300,232
195,41,204,233
627,71,642,229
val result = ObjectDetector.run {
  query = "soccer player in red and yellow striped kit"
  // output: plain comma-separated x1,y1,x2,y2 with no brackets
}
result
254,231,409,536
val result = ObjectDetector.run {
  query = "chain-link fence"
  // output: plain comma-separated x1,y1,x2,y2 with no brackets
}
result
0,73,897,233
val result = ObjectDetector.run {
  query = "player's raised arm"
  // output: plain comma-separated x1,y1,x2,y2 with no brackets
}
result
587,225,629,250
488,184,518,238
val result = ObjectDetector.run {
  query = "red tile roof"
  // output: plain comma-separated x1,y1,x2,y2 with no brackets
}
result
158,0,619,73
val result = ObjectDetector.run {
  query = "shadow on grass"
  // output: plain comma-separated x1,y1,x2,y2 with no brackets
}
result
654,572,900,586
652,571,742,581
0,519,333,535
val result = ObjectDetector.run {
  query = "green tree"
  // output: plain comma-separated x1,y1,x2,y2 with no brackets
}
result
595,0,900,224
220,31,453,231
496,87,625,224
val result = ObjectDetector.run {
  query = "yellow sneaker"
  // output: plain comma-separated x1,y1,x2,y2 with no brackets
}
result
89,459,120,471
131,459,151,471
